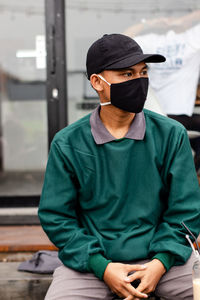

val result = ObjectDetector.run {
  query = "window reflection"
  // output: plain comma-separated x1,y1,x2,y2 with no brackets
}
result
0,1,47,197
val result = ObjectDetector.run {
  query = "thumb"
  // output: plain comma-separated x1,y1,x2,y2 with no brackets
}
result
126,264,147,273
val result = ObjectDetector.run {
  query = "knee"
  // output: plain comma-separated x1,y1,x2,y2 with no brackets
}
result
155,273,193,300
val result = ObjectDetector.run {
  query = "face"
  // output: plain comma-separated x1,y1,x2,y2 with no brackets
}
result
90,61,148,103
102,61,148,84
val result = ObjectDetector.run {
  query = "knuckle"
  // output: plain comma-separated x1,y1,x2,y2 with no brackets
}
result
122,283,126,289
118,285,123,292
125,265,130,271
118,292,124,298
142,284,148,290
150,286,155,292
146,286,153,293
149,284,154,290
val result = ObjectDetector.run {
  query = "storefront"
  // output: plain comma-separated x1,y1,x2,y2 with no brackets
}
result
0,0,199,211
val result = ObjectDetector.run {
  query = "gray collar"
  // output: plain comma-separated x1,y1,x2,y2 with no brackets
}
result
90,106,146,145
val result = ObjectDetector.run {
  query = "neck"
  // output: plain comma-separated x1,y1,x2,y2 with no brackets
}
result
99,105,135,139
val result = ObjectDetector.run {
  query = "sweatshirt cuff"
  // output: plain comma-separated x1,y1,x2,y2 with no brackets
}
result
87,253,112,280
152,253,175,272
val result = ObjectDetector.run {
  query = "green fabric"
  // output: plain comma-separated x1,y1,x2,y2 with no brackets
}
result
87,254,112,280
38,109,200,277
152,253,175,271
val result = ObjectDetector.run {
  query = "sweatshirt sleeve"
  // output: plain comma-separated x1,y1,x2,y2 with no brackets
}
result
149,127,200,265
38,140,104,273
152,252,175,271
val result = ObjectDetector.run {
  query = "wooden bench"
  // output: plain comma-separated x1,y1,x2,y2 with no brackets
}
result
0,225,57,300
0,226,199,300
0,225,57,252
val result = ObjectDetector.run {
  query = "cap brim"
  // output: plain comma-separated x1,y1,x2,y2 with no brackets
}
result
104,53,166,70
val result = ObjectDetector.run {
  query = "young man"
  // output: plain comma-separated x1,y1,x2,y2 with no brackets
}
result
39,34,200,300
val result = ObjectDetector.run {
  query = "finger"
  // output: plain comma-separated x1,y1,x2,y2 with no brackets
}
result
136,281,148,293
124,296,134,300
136,283,152,297
126,283,148,298
126,264,147,273
117,287,133,299
124,272,141,283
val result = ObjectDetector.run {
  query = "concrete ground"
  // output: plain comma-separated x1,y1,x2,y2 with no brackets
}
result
0,261,52,300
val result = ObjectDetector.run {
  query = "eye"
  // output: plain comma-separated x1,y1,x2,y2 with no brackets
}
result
123,72,132,77
141,69,148,76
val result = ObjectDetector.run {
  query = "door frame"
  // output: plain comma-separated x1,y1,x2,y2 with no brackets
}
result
45,0,68,149
0,0,68,208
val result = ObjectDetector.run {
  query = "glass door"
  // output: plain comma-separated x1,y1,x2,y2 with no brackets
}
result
0,0,47,205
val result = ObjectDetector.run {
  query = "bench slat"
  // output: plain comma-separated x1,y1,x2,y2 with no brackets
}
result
0,225,57,252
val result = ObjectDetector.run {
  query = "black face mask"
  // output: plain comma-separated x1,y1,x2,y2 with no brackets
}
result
99,75,149,113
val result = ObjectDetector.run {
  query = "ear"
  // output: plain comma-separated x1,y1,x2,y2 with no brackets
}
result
90,74,104,92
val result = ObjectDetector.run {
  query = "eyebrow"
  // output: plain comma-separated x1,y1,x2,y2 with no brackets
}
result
117,65,149,72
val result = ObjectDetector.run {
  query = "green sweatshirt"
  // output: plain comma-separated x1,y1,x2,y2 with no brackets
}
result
39,109,200,280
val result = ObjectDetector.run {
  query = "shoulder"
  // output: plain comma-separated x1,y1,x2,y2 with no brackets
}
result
143,109,186,137
53,113,91,146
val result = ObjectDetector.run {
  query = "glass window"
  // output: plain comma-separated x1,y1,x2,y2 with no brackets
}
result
66,0,200,123
0,0,47,197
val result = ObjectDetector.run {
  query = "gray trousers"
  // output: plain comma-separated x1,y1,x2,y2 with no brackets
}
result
45,253,195,300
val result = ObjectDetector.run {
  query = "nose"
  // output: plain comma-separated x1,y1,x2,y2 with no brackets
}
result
134,72,142,79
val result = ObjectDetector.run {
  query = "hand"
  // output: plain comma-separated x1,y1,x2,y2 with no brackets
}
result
124,259,166,298
103,262,148,299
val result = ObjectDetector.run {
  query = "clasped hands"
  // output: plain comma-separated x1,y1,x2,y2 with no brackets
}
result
103,259,166,300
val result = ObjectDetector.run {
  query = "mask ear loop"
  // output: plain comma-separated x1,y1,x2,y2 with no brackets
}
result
97,74,111,86
100,102,111,106
97,74,111,106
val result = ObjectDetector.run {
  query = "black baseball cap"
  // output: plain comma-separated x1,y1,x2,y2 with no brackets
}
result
86,33,166,79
